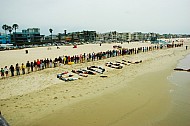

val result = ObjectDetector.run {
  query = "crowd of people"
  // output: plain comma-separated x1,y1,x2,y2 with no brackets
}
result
0,42,184,79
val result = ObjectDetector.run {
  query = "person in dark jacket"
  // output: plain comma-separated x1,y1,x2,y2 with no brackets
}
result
9,65,14,76
26,61,31,73
15,63,20,75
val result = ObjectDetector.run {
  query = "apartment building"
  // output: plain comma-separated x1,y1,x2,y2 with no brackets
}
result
122,32,132,42
0,33,11,44
12,28,42,45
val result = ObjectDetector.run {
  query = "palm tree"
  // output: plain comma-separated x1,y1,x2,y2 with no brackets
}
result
12,24,19,43
8,26,13,35
12,24,19,33
8,26,13,44
2,24,8,34
49,28,53,45
2,24,9,43
64,30,67,35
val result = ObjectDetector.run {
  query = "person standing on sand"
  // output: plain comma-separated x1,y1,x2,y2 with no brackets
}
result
26,61,31,73
53,58,57,67
41,60,45,69
83,53,86,62
49,59,53,68
44,58,47,68
1,68,5,78
68,56,71,63
37,59,41,70
9,65,14,76
4,66,9,77
21,63,26,74
30,61,34,72
15,63,20,75
79,54,82,63
40,59,43,70
46,58,50,68
63,56,66,65
34,60,37,71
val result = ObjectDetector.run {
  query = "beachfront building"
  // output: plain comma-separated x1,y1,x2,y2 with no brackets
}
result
117,33,123,42
12,28,42,45
24,28,41,42
100,31,118,42
158,34,190,39
121,32,132,42
149,33,159,41
46,32,67,43
65,31,96,42
162,34,173,39
110,31,117,42
81,30,96,42
66,32,79,42
57,30,67,42
131,32,143,41
57,33,65,42
141,33,149,41
100,32,109,42
45,35,58,42
95,33,104,42
141,33,158,41
0,33,11,44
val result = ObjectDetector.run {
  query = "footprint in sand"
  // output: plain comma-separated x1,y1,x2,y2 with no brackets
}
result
79,94,83,97
71,96,76,98
54,97,58,99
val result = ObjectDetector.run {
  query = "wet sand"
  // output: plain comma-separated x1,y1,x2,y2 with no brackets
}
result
166,54,190,126
33,68,172,126
0,39,190,126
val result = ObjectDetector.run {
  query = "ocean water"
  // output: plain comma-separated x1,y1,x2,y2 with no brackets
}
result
166,54,190,126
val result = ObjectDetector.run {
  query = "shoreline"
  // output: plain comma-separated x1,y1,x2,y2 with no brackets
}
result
0,39,190,126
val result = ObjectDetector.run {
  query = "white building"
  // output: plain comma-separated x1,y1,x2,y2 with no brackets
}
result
122,32,132,42
132,32,143,41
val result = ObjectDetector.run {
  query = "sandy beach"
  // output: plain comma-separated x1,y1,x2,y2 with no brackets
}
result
0,39,190,126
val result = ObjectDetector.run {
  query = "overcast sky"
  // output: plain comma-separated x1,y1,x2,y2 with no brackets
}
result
0,0,190,35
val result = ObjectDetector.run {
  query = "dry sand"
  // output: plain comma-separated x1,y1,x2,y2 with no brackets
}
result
0,39,190,126
0,42,151,67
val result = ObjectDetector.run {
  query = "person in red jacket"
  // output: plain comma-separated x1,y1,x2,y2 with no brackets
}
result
36,59,41,70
